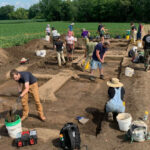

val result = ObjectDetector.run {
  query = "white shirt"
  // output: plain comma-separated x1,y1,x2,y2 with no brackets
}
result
66,36,75,44
52,30,58,37
46,27,50,33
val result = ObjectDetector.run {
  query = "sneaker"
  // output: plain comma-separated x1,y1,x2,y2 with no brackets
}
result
100,75,104,80
89,76,96,81
145,66,149,72
108,112,113,121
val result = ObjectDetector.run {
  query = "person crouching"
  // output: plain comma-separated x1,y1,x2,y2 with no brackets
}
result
105,78,125,121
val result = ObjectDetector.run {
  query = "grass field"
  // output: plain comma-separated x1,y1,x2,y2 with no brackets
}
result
0,20,134,48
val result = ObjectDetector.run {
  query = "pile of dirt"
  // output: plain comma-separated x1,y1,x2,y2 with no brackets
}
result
0,48,9,65
5,39,52,62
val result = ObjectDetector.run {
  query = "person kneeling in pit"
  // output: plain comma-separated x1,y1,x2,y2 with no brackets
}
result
105,78,125,121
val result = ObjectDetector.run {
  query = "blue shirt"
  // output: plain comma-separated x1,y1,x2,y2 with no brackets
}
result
18,72,37,85
92,43,107,61
69,25,73,31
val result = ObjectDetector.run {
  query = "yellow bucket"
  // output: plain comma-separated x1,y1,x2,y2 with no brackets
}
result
82,59,90,70
126,35,130,40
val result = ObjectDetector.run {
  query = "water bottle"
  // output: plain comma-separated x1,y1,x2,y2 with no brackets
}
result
60,134,64,141
143,111,149,121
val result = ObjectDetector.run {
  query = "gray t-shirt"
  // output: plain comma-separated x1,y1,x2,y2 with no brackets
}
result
18,72,37,85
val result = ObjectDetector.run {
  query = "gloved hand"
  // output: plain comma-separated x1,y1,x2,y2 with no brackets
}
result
16,95,22,103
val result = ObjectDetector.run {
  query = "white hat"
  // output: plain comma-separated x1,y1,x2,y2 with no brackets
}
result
71,23,74,25
107,78,123,87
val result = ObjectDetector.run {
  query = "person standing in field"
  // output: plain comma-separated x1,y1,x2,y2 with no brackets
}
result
97,23,103,35
45,24,51,42
65,31,75,61
52,27,59,49
130,23,137,43
68,23,74,36
90,41,110,80
82,37,97,71
45,24,51,36
137,23,143,40
54,37,66,67
10,69,46,122
142,30,150,71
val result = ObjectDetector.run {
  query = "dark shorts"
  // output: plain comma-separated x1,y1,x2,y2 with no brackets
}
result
100,34,104,37
47,33,50,36
66,44,73,53
53,36,59,44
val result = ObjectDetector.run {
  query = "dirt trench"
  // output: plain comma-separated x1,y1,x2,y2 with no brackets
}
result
0,36,149,150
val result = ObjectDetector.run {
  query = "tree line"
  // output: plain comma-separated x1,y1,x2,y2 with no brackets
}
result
0,0,150,22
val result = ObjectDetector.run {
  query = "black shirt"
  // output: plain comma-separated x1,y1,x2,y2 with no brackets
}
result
143,34,150,49
98,24,103,33
18,72,37,85
55,41,63,52
108,87,125,101
131,25,136,31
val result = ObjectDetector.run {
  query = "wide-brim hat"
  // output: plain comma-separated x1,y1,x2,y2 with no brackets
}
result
107,78,123,87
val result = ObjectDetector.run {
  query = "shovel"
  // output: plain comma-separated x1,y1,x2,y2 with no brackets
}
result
12,97,21,114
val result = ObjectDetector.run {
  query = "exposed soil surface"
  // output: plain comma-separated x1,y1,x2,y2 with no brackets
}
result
0,36,149,150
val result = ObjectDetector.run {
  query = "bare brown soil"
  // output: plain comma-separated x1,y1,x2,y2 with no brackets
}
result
0,37,149,150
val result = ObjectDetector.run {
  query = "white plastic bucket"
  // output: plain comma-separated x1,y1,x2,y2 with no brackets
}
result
5,115,22,139
36,50,46,57
132,46,137,52
137,40,142,48
117,113,132,132
36,50,41,56
125,67,134,77
40,50,46,57
45,35,50,42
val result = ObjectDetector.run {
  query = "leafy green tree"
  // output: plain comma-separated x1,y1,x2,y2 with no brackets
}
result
60,1,73,21
9,8,28,20
0,5,14,20
29,3,43,19
40,0,62,21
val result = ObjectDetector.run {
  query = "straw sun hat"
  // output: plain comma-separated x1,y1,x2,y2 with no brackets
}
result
107,78,123,88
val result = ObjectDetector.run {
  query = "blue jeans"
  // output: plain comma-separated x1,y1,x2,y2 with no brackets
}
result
106,101,125,113
91,59,102,70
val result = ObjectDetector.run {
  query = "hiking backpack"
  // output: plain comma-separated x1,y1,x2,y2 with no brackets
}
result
60,123,81,150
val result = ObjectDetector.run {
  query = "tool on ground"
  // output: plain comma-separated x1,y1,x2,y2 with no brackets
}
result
14,130,37,147
20,58,29,65
143,111,149,121
77,116,89,125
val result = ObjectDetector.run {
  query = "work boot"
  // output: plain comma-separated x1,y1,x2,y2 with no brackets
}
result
39,115,46,122
145,65,149,72
21,116,28,122
100,74,104,80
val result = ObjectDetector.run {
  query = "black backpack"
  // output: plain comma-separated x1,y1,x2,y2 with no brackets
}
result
60,123,81,150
